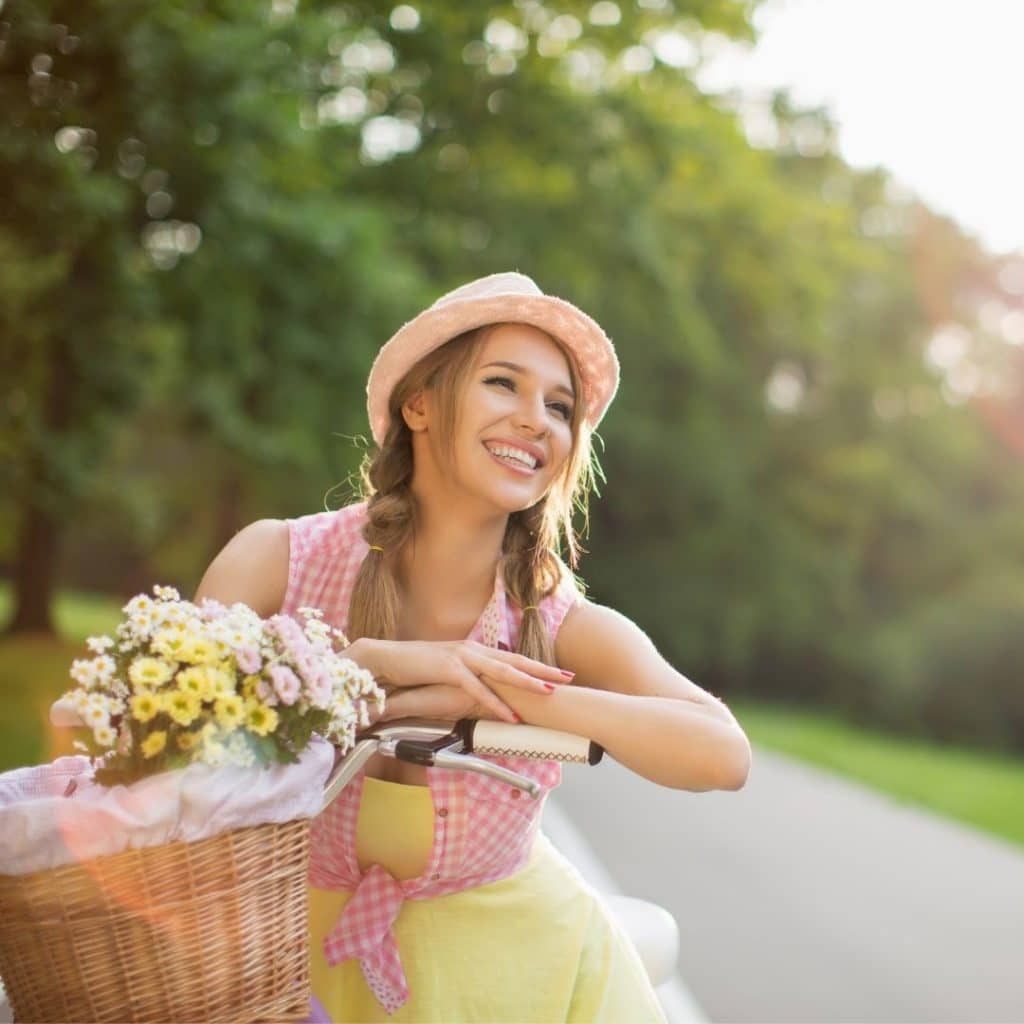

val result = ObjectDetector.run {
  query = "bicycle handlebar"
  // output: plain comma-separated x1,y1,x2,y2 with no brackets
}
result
320,717,605,812
50,698,605,811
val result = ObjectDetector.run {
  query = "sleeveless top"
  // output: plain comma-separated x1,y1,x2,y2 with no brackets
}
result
281,500,585,1013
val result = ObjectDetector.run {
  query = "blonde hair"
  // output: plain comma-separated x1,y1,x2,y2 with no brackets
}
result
346,322,601,664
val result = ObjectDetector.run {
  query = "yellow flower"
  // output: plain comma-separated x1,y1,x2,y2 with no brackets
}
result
241,674,261,700
151,629,188,661
214,694,245,731
165,690,201,726
206,667,235,699
176,666,213,701
141,730,167,758
244,700,279,737
174,637,197,664
177,636,220,666
128,657,175,690
130,691,161,724
176,730,200,751
193,638,221,666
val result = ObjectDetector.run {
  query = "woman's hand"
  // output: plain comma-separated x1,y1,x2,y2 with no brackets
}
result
348,638,571,724
374,682,499,726
356,681,501,737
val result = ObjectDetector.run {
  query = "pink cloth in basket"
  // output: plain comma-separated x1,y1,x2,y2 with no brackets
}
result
0,740,334,875
283,500,584,1015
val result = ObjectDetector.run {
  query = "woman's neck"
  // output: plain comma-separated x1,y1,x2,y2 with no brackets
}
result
395,499,507,625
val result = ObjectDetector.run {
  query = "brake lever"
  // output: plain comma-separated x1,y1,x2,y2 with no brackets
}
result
377,731,541,798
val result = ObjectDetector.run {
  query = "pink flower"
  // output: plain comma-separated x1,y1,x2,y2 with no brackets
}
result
268,664,301,706
198,598,228,621
267,615,316,665
267,614,328,697
255,677,280,706
235,644,261,674
307,670,332,709
296,653,319,680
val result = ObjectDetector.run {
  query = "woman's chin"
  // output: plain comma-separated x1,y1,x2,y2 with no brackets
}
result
480,485,543,515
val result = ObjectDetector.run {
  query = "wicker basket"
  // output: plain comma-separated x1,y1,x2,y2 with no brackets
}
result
0,817,312,1023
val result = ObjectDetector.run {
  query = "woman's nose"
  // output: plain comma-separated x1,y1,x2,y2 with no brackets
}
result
514,393,549,435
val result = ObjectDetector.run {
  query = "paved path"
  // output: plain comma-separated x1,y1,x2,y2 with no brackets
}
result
553,744,1024,1023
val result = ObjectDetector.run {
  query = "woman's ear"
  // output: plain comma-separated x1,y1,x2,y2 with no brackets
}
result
401,388,429,433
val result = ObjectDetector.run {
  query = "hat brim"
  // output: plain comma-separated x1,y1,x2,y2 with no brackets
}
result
367,292,619,446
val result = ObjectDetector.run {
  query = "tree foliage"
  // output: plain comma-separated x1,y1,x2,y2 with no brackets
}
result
3,0,1022,752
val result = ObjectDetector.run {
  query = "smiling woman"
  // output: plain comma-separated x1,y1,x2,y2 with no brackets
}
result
193,270,749,1023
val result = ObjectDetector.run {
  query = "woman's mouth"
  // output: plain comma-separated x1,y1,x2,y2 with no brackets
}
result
483,443,539,476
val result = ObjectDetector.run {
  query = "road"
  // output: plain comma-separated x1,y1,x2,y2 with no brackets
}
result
551,744,1024,1023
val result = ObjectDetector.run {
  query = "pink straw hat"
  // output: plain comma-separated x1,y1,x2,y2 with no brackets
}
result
365,271,619,446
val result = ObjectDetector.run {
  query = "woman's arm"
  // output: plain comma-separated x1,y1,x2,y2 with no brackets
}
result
192,519,290,617
488,600,752,792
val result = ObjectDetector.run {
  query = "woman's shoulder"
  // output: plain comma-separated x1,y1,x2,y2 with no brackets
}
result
284,499,369,555
193,518,291,619
281,500,370,599
549,552,587,612
514,552,586,639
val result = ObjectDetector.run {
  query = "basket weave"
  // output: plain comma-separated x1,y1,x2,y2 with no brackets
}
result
0,817,312,1023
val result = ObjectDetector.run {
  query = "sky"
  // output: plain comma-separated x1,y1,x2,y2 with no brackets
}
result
695,0,1024,257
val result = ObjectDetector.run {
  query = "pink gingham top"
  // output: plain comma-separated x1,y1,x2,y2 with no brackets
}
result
281,500,584,1014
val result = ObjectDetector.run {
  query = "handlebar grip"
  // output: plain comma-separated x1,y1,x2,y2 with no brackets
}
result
459,720,604,765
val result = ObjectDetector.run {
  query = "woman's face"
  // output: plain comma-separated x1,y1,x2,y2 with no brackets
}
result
410,322,577,514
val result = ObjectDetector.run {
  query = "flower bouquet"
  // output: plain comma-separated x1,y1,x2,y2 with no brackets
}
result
54,583,384,784
0,585,385,1024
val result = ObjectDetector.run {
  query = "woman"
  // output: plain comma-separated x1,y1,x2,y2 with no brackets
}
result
194,271,751,1022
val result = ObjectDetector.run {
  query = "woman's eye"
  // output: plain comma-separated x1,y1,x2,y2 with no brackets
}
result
484,376,572,421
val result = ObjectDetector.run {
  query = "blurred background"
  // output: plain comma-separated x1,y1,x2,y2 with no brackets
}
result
2,0,1022,1019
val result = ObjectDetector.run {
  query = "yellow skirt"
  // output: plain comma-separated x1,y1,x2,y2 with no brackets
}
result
308,776,666,1023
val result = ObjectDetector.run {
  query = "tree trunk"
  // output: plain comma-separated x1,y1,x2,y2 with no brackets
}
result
213,459,245,555
5,480,61,637
5,287,78,636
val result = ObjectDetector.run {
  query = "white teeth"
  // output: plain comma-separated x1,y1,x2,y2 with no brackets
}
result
485,443,537,469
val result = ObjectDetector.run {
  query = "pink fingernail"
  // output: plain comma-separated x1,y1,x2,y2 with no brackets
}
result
544,683,556,692
560,670,575,678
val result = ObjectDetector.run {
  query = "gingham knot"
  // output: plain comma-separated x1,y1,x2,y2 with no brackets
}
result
322,864,410,1014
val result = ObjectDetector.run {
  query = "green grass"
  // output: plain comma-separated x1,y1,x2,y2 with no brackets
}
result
729,697,1024,849
0,583,124,645
0,585,125,770
3,585,1022,850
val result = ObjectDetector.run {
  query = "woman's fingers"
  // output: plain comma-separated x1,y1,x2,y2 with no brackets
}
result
480,642,571,681
506,651,574,682
455,664,518,723
383,683,508,725
367,639,571,696
460,646,567,695
385,685,460,722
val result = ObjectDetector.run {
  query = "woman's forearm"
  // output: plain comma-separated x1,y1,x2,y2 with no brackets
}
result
343,637,385,678
342,637,750,791
490,680,751,792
